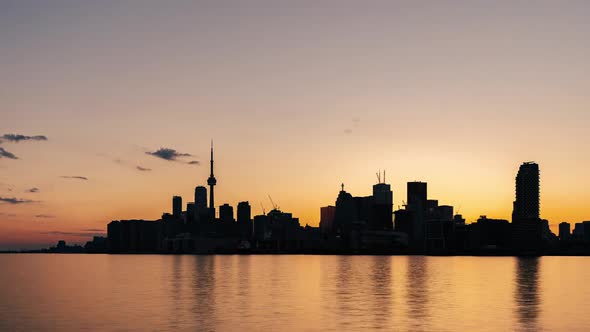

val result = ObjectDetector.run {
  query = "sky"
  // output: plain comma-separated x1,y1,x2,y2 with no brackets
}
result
1,0,589,249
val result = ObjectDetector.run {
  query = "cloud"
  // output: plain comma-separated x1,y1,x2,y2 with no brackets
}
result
60,176,88,181
146,148,192,161
82,228,104,232
187,160,200,165
0,147,18,159
136,166,152,171
2,134,48,142
35,214,55,219
344,128,353,134
27,188,40,193
0,197,37,204
0,212,17,217
40,230,106,237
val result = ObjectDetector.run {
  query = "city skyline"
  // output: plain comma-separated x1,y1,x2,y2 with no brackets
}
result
2,1,590,249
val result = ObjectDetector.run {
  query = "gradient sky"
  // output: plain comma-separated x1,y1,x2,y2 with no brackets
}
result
1,0,589,249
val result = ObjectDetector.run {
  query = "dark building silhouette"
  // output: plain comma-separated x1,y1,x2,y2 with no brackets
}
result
207,142,217,215
468,216,511,253
559,222,570,241
407,182,427,211
237,201,252,239
371,181,393,231
219,203,234,222
512,162,540,222
195,186,207,208
172,196,182,217
511,162,542,253
320,206,336,234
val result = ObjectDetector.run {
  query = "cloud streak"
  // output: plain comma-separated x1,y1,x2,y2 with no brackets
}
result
60,176,88,181
2,134,48,142
40,231,106,237
0,197,38,204
35,214,55,219
0,147,18,159
27,188,40,193
187,160,200,165
146,148,192,161
136,166,152,171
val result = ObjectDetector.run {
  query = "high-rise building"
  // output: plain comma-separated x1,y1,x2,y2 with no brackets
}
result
407,182,427,211
511,162,542,253
320,206,336,234
512,162,540,223
237,201,251,224
219,203,234,222
195,186,207,209
371,182,393,230
172,196,182,217
237,201,252,239
207,141,217,214
559,222,571,241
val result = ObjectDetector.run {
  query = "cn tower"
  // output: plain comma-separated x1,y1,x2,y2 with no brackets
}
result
207,141,217,213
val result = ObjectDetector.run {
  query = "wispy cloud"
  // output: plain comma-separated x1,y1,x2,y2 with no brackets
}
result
136,166,152,171
187,160,200,165
40,230,106,237
0,212,17,217
27,188,40,193
0,147,18,159
35,214,55,219
0,197,38,204
2,134,48,142
60,176,88,181
344,128,353,134
146,148,192,161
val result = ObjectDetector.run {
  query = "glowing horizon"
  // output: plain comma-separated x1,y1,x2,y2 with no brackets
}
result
1,1,589,249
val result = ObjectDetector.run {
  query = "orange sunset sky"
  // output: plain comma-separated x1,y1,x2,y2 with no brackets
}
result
1,1,589,249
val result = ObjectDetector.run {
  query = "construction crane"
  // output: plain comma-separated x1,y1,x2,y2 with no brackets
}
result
268,195,279,211
260,202,266,215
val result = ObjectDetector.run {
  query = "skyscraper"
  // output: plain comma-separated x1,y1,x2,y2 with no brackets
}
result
207,141,217,214
237,201,252,224
219,203,234,222
407,182,427,211
371,182,393,230
172,196,182,217
195,186,207,209
512,162,540,223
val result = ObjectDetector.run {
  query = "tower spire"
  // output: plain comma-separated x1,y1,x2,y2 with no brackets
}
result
207,140,217,212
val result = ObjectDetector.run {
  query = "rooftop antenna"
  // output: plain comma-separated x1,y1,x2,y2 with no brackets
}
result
341,183,345,192
376,171,381,184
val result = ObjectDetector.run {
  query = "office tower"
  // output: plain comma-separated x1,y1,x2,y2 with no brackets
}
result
186,202,195,223
195,186,207,209
207,141,217,214
371,182,393,230
407,182,427,211
172,196,182,217
237,201,251,224
559,222,571,241
512,162,540,223
219,203,234,222
237,201,252,239
320,206,336,234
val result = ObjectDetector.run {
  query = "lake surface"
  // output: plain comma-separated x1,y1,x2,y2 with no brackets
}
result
0,254,588,331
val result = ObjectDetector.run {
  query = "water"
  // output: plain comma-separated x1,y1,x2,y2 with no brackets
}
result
0,255,589,331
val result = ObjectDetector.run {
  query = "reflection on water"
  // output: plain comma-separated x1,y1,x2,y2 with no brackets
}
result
515,257,541,331
0,255,589,331
406,256,429,330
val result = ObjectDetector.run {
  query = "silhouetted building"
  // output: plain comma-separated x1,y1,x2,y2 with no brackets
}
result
469,216,511,253
219,203,234,222
237,201,252,239
407,182,427,211
107,219,160,253
371,182,393,230
320,206,336,234
512,162,540,223
195,186,207,208
172,196,182,217
558,222,570,241
511,162,542,253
